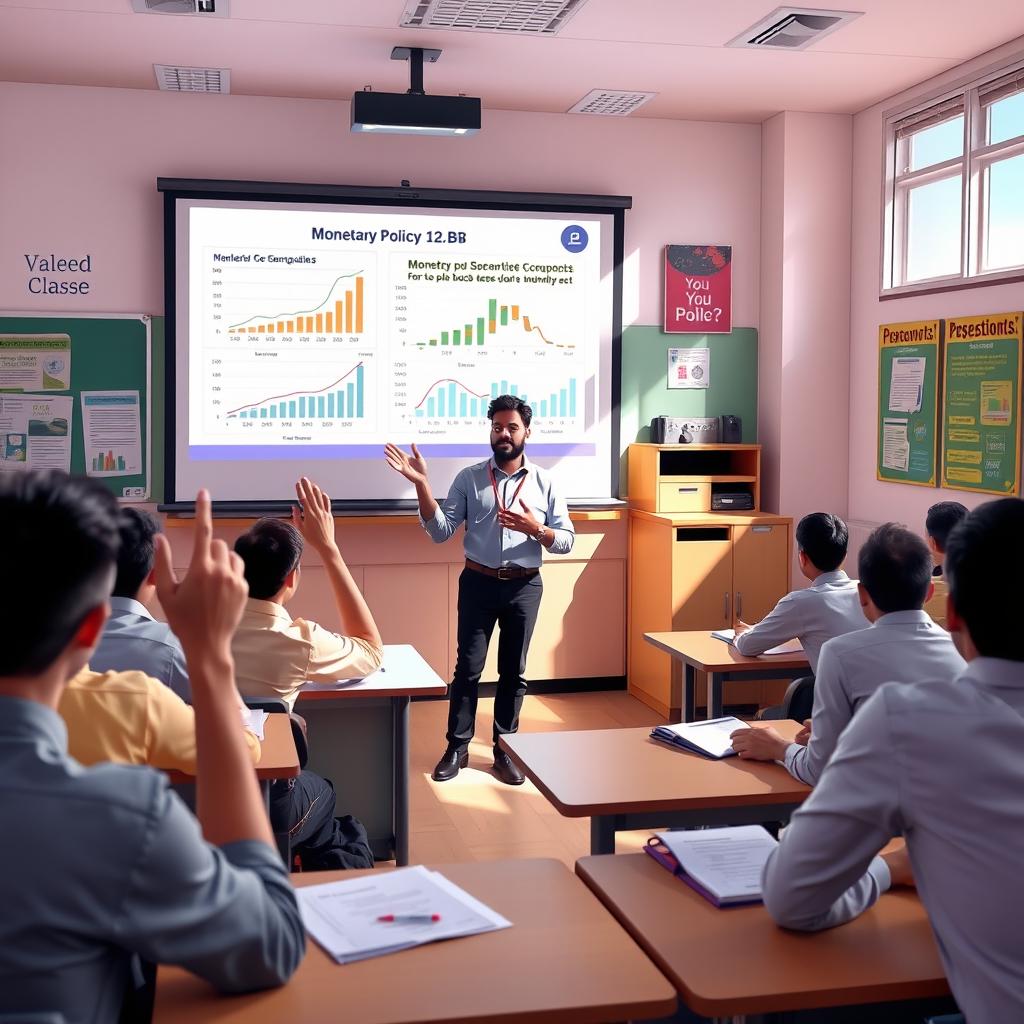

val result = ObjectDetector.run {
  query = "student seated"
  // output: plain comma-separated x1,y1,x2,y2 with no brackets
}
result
923,500,968,629
734,512,867,675
730,523,965,784
761,498,1024,1024
232,476,383,709
0,472,303,1022
68,497,372,871
88,507,190,699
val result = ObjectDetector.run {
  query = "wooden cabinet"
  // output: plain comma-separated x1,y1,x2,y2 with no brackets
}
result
626,444,792,719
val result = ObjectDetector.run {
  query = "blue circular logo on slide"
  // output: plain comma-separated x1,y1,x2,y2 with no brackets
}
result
561,225,589,253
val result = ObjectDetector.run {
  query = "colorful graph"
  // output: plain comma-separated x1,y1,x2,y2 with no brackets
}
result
414,299,573,350
93,451,126,472
228,363,365,420
413,376,578,420
228,273,365,335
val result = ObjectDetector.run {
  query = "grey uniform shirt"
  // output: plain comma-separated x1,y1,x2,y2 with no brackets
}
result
0,696,304,1024
90,596,191,702
735,569,867,674
762,658,1024,1024
783,610,966,785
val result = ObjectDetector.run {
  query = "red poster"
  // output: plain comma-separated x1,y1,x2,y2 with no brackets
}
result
664,244,732,334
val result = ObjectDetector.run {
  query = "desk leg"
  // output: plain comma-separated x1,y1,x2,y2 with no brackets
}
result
263,780,291,866
684,664,696,723
710,673,724,719
590,816,615,855
392,695,410,867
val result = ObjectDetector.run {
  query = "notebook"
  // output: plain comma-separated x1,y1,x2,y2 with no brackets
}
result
644,825,779,907
711,628,804,656
649,716,745,759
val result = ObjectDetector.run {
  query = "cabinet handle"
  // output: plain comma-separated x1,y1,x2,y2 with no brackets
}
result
723,592,731,621
736,592,743,619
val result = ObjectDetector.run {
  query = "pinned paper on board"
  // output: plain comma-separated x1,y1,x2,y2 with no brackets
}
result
0,334,72,391
888,356,925,413
668,347,710,389
81,390,142,477
0,394,73,474
882,417,911,472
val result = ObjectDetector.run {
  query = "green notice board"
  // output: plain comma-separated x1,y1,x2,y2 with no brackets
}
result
941,312,1021,496
0,313,151,499
876,320,941,487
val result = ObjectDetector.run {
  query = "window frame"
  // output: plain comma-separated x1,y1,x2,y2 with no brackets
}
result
881,55,1024,297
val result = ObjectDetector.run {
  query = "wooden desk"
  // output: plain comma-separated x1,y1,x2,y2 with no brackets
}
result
645,630,810,722
501,721,809,854
576,853,949,1019
297,644,447,866
153,858,677,1024
165,713,300,784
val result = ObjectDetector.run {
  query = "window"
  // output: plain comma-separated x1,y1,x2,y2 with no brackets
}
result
883,59,1024,292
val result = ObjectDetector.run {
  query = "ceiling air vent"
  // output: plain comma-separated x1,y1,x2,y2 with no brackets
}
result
726,7,862,50
131,0,229,16
154,64,231,93
400,0,588,35
568,90,657,116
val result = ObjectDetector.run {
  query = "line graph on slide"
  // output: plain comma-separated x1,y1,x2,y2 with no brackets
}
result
410,297,575,350
226,272,366,336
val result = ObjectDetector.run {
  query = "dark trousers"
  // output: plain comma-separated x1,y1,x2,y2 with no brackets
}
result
446,567,543,750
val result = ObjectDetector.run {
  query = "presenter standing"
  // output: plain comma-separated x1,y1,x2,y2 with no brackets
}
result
385,395,574,785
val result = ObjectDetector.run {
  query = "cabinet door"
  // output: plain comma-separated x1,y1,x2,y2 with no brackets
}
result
670,528,734,630
732,522,789,624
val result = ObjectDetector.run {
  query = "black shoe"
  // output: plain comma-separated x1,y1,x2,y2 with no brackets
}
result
431,747,468,782
492,750,525,786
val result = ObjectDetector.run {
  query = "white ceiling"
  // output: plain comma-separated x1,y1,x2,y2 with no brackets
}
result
1,0,1023,122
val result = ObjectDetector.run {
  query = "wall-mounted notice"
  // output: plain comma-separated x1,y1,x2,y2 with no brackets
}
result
941,313,1021,496
876,320,940,486
664,245,732,334
0,334,71,391
0,394,73,473
81,390,142,477
668,347,710,389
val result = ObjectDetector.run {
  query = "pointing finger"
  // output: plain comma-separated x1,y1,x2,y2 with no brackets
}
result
152,533,178,601
191,488,212,566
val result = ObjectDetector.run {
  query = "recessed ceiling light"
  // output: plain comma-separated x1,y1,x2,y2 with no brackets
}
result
568,90,657,116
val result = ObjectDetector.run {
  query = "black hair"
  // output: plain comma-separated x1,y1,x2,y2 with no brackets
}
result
857,522,933,614
795,512,849,573
0,471,119,676
487,394,532,428
945,498,1023,659
925,501,969,553
112,507,161,598
233,518,304,600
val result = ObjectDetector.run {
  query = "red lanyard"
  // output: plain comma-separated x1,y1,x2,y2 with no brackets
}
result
489,462,528,514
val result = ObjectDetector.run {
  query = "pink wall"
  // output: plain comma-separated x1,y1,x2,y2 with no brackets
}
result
0,82,761,330
848,35,1024,545
760,111,853,583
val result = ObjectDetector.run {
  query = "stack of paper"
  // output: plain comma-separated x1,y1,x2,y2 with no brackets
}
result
240,708,268,740
650,825,779,906
711,628,804,656
297,865,511,964
650,716,746,759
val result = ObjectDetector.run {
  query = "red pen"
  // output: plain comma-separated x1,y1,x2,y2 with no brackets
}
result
377,913,441,923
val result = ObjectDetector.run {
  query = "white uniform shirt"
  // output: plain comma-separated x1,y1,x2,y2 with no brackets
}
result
762,658,1024,1024
734,569,867,674
783,610,966,785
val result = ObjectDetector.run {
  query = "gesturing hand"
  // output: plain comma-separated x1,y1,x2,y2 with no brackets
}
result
153,489,248,662
291,476,336,554
384,442,428,486
497,499,541,538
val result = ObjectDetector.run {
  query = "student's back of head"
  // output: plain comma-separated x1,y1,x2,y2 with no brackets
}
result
926,500,969,554
857,523,933,614
795,513,848,573
234,518,303,600
0,471,119,677
946,498,1023,661
111,507,161,598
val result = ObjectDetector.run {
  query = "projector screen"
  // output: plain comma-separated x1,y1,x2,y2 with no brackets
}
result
161,179,627,508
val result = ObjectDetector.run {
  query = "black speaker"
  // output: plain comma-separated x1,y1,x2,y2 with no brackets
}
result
720,414,742,443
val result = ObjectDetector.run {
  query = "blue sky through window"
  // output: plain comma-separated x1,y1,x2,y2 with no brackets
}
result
906,175,962,281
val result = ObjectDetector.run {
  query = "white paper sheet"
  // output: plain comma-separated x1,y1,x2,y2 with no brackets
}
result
654,825,778,902
711,629,803,656
240,708,268,740
0,334,71,391
654,716,748,758
81,390,142,477
882,417,911,472
888,356,925,413
0,394,73,473
668,347,711,389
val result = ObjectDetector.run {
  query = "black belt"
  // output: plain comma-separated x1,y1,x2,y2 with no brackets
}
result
465,558,540,581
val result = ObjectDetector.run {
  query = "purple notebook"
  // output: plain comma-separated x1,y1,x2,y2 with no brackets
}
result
643,837,764,908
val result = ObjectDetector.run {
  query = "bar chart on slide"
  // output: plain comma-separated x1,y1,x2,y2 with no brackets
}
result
412,375,578,421
226,363,366,422
225,271,366,337
413,299,575,351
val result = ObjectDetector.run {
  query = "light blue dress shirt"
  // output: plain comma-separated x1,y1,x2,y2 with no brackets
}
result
0,696,304,1024
422,455,575,568
90,596,191,701
762,658,1024,1024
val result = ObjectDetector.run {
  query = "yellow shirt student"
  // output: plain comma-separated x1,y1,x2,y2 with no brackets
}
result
923,573,949,629
59,668,261,772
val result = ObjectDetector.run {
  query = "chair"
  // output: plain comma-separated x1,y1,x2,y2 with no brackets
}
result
780,675,815,723
925,1016,964,1024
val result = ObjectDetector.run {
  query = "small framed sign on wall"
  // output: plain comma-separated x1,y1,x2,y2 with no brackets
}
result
664,245,732,334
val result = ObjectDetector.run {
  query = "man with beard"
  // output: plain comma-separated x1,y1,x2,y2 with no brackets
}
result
385,395,574,785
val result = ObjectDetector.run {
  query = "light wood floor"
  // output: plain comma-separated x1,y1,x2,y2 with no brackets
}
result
408,691,665,868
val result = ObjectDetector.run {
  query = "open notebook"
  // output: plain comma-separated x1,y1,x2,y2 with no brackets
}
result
644,825,779,907
650,716,746,759
711,628,804,656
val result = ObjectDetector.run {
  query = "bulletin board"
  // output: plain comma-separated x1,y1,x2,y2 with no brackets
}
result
876,320,941,487
0,313,151,499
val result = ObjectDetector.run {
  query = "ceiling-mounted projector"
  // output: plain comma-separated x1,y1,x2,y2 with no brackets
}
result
351,47,481,136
